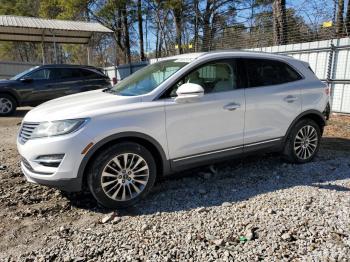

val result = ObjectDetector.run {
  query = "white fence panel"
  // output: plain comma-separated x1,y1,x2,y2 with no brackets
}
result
104,61,148,82
0,61,39,79
332,84,350,113
249,37,350,114
334,49,350,80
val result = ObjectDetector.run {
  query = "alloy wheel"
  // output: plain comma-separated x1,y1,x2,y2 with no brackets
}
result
293,125,318,160
0,98,13,114
100,153,150,201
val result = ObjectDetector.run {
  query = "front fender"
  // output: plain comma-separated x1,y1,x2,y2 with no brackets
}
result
76,131,170,190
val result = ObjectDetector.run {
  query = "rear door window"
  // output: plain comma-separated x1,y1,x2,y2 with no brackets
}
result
80,69,104,79
243,59,302,87
51,68,81,80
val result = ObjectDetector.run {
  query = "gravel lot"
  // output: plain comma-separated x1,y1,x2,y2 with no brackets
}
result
0,109,349,261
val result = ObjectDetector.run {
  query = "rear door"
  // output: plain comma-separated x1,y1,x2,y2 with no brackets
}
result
40,68,84,99
242,58,303,146
80,68,111,91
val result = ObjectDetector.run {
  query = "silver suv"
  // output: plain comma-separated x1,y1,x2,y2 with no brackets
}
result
17,51,330,208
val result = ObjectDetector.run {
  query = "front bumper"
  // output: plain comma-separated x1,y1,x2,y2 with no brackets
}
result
323,102,331,120
17,131,92,192
21,162,82,191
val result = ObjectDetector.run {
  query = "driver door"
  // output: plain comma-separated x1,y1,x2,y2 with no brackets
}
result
163,59,246,167
22,68,59,105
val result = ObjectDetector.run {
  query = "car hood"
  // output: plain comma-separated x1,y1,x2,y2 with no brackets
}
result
0,79,17,86
24,89,143,122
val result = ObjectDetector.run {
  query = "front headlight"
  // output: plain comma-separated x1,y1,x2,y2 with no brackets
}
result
31,118,89,139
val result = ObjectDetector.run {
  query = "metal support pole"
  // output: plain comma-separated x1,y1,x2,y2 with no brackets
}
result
53,34,57,64
87,43,91,65
41,41,45,65
87,34,93,65
326,43,336,82
41,31,45,64
325,0,338,111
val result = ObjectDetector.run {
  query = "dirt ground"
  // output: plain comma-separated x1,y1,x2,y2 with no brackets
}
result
0,109,349,261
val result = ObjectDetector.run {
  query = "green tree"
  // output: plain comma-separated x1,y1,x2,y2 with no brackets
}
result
0,0,41,62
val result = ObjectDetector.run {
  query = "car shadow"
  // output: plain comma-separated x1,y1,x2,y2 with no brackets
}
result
64,137,350,215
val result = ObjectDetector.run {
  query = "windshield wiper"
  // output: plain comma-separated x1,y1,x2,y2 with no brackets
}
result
102,87,113,93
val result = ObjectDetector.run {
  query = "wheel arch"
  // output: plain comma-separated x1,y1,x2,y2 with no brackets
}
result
78,132,170,190
284,110,326,142
0,91,20,107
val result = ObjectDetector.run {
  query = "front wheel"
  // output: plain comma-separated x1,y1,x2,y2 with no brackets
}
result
283,119,321,163
87,142,157,209
0,94,16,116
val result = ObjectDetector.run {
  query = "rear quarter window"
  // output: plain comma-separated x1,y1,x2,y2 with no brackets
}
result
243,58,302,88
81,69,106,79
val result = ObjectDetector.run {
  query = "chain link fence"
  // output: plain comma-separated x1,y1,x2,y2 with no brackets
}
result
143,6,350,114
151,12,346,58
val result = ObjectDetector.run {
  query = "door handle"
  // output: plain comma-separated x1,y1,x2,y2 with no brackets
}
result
223,102,240,111
284,95,297,103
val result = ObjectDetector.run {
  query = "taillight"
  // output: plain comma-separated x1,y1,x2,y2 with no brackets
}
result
112,77,117,85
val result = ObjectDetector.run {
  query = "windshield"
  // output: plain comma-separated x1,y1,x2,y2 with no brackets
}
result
110,59,189,96
10,66,40,80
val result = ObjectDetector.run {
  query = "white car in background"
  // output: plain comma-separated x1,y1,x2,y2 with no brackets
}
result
17,51,330,208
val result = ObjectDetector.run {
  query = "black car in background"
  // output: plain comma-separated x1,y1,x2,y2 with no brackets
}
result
0,64,111,116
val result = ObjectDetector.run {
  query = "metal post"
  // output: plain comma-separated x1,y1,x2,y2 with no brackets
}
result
41,42,45,65
53,33,57,64
326,0,338,110
326,43,336,82
87,34,93,65
87,45,90,65
41,30,45,64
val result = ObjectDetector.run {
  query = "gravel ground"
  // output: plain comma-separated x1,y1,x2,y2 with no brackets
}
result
0,109,349,261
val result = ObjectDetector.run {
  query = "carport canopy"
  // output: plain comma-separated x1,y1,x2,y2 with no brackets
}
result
0,15,113,63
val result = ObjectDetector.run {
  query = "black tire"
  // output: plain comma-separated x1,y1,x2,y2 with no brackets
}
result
0,94,16,116
283,118,321,163
87,142,157,209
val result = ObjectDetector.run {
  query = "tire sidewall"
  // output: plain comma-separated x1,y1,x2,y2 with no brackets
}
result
287,119,321,163
0,94,16,116
87,142,157,209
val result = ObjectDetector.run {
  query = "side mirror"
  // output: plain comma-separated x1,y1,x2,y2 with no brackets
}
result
20,77,33,83
174,83,204,103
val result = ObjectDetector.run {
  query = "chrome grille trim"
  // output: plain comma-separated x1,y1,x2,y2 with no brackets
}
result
21,157,33,171
19,122,39,143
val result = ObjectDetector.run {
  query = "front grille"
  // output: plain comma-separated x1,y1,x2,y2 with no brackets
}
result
19,122,39,143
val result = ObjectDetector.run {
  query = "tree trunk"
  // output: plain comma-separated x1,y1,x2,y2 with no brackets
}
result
346,0,350,35
194,0,199,52
272,0,287,45
154,6,169,56
116,9,123,65
155,21,159,58
137,0,145,61
173,3,183,54
336,0,345,37
202,2,212,51
158,31,163,57
122,5,131,65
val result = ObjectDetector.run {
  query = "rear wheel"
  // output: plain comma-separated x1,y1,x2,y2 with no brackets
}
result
0,94,16,116
283,119,321,163
87,142,157,209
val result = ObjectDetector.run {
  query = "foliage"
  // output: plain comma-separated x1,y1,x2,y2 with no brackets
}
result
0,0,346,66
